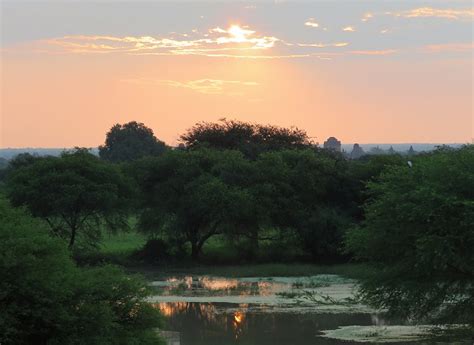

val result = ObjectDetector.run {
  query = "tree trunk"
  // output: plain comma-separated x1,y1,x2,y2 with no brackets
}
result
68,227,77,249
191,242,200,261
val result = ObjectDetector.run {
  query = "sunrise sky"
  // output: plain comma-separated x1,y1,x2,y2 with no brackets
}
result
1,0,473,148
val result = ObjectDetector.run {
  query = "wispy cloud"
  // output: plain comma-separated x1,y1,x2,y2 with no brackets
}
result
304,18,320,28
12,23,455,61
296,42,349,48
391,7,474,20
350,49,397,56
122,78,259,95
342,26,356,32
422,42,474,53
361,13,374,22
5,24,355,60
16,26,279,57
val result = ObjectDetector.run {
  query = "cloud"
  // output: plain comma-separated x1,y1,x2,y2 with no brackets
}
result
7,23,430,61
342,26,356,32
422,42,474,53
304,18,320,28
6,24,356,60
392,7,474,20
20,26,279,57
361,13,374,22
122,78,259,95
349,49,397,56
296,42,349,48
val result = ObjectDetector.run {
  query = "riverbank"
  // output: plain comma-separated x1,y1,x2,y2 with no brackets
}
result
129,262,373,281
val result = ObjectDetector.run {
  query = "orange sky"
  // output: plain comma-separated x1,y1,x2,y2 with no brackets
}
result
1,2,473,147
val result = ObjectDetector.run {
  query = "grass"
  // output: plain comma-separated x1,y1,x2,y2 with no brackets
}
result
100,231,147,256
92,231,372,281
75,230,147,265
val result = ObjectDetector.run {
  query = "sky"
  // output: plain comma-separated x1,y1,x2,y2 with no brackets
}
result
1,0,473,148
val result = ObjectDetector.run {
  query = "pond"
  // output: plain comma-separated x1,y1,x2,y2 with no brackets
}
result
148,275,459,345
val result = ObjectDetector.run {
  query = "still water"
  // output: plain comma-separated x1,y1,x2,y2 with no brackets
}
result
148,275,446,345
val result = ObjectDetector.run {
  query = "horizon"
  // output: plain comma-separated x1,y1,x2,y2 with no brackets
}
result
1,0,473,147
0,138,471,151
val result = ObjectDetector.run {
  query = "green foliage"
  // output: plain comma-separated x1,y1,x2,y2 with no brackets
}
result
134,148,258,260
7,149,131,248
180,119,313,158
347,154,406,220
254,149,355,260
346,145,474,325
0,157,8,169
99,121,167,162
7,153,40,170
74,229,148,266
0,198,164,345
133,147,356,261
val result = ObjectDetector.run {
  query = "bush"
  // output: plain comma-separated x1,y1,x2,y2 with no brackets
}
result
0,198,164,345
133,239,171,263
346,145,474,326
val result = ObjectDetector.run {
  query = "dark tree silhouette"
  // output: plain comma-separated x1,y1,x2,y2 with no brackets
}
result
180,119,313,158
346,145,474,326
7,149,131,248
99,121,166,162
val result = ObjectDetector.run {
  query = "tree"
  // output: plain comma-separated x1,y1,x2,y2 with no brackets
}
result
134,148,257,260
346,145,474,326
99,121,167,162
0,157,8,170
6,152,40,170
180,119,313,159
347,154,406,220
0,158,8,184
7,149,131,248
253,149,354,260
0,198,164,345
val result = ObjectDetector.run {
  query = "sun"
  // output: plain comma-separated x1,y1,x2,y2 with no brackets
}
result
228,25,255,42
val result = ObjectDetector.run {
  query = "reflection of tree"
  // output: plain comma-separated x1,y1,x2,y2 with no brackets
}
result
155,301,376,343
155,302,252,341
158,276,280,297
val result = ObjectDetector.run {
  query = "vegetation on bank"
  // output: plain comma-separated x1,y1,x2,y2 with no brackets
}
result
133,262,372,281
346,145,474,327
0,198,164,345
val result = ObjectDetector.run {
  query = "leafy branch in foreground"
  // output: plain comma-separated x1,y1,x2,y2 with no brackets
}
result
0,197,164,345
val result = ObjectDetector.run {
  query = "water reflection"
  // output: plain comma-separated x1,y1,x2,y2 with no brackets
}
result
151,275,408,345
152,276,284,297
156,301,376,345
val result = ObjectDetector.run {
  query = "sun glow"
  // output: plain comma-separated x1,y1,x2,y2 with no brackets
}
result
228,25,255,42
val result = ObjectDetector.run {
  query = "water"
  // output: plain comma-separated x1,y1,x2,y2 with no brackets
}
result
148,275,453,345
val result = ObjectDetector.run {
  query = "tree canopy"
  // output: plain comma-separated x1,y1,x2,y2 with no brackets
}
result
254,149,355,260
134,148,257,260
346,145,474,326
7,149,131,248
180,119,313,158
133,147,355,261
0,198,164,345
99,121,167,162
